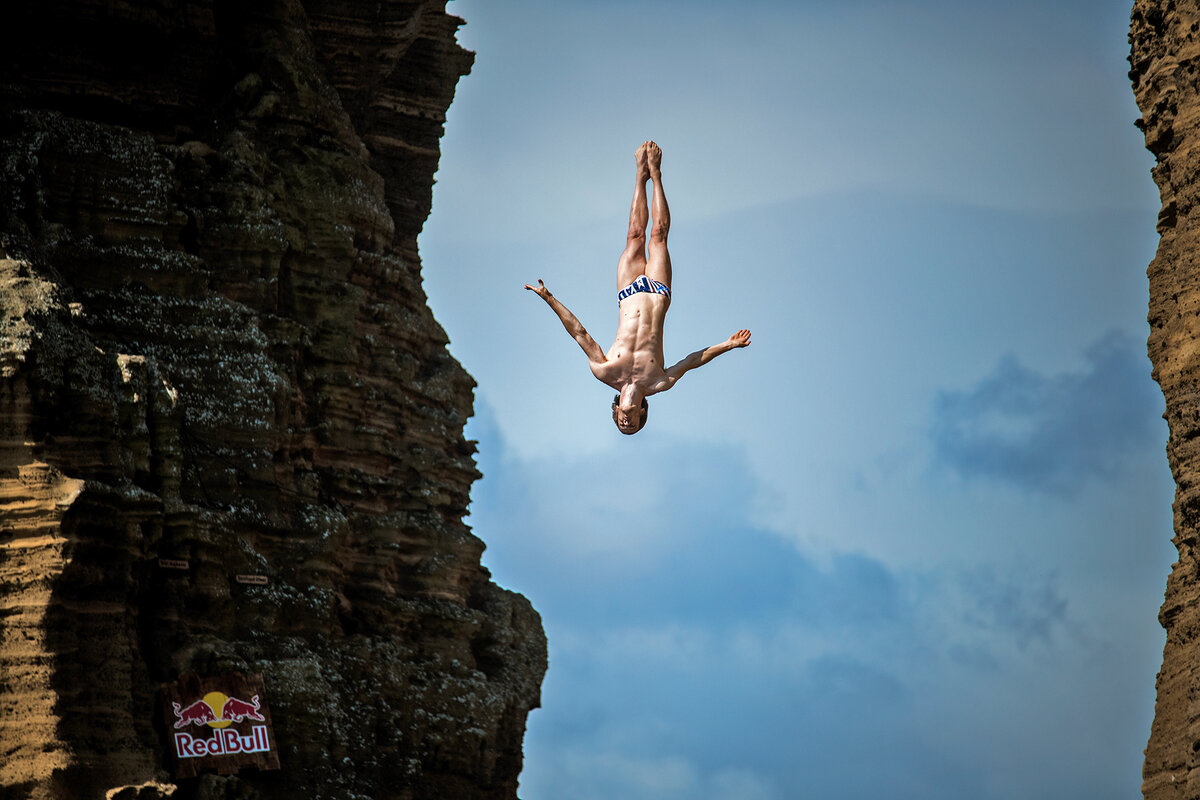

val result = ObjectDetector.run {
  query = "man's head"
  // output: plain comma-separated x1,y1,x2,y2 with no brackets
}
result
612,394,648,435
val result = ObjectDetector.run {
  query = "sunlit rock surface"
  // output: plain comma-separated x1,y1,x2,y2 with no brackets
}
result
1132,2,1200,796
0,2,546,798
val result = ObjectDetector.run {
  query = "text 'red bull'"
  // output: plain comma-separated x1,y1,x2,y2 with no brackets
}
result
174,725,270,758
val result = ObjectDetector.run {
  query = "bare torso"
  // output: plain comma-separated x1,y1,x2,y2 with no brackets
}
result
525,142,750,434
590,292,671,395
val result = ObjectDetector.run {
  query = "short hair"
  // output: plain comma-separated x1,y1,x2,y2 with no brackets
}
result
612,394,649,435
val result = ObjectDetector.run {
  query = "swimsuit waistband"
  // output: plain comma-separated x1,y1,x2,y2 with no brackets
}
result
618,275,671,303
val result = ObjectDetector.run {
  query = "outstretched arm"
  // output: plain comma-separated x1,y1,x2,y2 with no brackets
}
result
661,329,751,388
524,279,606,364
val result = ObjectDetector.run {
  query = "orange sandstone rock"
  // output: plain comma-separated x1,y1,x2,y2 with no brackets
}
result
1133,2,1200,797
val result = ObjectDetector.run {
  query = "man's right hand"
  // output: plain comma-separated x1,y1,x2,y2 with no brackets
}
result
524,279,550,300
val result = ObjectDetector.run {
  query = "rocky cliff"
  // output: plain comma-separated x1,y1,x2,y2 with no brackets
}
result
1132,2,1200,796
0,2,547,799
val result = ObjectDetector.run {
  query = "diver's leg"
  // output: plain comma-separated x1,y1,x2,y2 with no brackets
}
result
645,141,672,290
618,142,651,290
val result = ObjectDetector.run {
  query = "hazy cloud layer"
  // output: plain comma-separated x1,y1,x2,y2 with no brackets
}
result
466,402,1153,800
930,332,1162,495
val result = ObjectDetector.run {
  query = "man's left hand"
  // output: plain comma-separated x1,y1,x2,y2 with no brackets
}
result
727,329,752,348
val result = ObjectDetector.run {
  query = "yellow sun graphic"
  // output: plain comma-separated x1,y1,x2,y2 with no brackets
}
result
202,691,232,728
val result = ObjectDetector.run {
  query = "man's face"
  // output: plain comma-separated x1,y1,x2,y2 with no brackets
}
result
614,405,642,434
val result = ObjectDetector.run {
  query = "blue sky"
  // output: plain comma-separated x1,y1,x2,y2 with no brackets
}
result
420,1,1174,797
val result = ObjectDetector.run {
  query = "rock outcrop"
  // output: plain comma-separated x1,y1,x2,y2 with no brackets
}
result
0,2,547,799
1133,2,1200,796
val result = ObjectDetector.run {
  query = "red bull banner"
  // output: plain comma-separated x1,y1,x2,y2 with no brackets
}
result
160,671,280,777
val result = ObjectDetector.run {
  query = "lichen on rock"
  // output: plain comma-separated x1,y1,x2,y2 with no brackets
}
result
0,2,546,798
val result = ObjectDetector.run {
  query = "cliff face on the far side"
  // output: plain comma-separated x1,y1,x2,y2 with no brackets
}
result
1132,2,1200,797
0,2,546,799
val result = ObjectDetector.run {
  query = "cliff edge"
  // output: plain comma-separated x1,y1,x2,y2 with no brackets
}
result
0,1,547,798
1132,2,1200,796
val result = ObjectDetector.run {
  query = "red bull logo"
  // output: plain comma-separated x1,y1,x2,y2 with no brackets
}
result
160,672,278,778
171,691,270,759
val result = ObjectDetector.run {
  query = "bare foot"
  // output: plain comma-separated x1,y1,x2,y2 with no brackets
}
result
645,140,662,175
635,141,651,179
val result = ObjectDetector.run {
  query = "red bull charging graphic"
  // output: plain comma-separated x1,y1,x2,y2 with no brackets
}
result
172,691,270,757
160,672,279,777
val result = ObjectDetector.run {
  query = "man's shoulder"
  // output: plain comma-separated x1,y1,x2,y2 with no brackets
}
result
589,357,618,384
645,373,675,396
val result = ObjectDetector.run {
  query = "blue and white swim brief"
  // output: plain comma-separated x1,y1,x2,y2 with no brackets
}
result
617,275,671,303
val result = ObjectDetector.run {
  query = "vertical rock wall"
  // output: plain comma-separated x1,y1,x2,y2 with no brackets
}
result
0,2,547,799
1133,2,1200,797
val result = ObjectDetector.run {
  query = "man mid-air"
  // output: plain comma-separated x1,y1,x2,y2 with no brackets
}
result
525,141,752,435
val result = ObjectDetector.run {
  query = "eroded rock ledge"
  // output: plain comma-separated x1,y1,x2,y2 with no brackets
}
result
1133,2,1200,797
0,2,546,798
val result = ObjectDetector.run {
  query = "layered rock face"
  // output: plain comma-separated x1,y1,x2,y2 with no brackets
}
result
0,2,546,799
1133,2,1200,796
